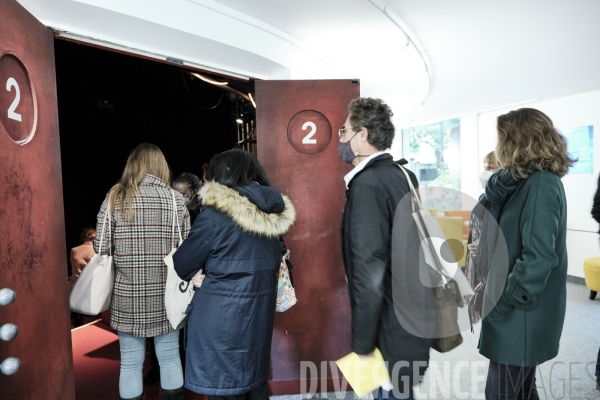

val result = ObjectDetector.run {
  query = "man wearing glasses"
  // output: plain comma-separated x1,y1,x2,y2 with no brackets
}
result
339,97,430,400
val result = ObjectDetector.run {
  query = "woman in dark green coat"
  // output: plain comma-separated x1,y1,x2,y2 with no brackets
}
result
477,108,575,400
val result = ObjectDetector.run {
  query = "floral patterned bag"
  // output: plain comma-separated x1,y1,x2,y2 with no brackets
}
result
275,249,297,312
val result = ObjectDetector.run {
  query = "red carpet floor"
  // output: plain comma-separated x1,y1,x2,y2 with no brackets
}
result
72,320,205,400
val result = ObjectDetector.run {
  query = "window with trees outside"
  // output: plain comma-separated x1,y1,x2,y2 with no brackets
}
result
402,118,462,210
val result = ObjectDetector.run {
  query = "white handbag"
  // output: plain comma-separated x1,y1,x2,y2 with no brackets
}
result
164,190,194,330
69,209,114,315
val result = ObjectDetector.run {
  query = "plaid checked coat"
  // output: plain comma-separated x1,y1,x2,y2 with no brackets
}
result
94,174,190,337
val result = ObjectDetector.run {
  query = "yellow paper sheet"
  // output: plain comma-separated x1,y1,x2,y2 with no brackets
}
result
335,348,391,397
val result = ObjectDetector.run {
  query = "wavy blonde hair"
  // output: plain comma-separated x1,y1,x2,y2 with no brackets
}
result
496,108,576,179
108,143,171,221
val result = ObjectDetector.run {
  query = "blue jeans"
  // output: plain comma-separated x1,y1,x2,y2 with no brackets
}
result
378,386,414,400
118,330,183,399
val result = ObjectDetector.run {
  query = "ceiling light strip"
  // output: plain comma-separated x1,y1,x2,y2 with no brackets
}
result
187,72,253,103
191,73,229,86
363,0,432,115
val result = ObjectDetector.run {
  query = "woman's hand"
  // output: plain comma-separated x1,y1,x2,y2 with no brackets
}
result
191,270,206,288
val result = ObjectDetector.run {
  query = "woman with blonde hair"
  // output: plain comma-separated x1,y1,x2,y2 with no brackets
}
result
479,151,500,190
477,108,575,399
483,151,499,172
94,143,190,400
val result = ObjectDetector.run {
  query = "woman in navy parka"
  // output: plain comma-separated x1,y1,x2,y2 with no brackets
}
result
173,149,295,400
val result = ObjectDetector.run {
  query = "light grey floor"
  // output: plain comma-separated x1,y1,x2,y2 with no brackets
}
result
273,282,600,400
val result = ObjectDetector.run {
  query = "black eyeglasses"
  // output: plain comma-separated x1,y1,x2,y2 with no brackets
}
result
339,126,362,140
338,127,357,139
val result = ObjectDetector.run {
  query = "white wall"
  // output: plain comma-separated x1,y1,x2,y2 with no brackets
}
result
459,114,480,201
474,89,600,278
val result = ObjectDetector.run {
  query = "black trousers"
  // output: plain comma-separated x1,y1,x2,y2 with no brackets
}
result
209,382,269,400
485,361,540,400
596,346,600,378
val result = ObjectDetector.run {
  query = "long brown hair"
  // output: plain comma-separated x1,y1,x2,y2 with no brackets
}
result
496,108,576,179
108,143,171,221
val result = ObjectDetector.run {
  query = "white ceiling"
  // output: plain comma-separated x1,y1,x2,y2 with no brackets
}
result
388,0,600,127
17,0,600,128
211,0,431,115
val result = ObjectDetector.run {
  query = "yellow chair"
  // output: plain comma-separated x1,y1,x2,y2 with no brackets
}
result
443,210,471,240
583,257,600,300
427,208,438,216
433,216,467,267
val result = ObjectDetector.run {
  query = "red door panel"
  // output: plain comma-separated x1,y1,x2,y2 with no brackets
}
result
0,1,75,398
256,80,360,394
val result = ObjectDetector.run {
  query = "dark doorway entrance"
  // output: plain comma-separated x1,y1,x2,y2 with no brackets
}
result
54,39,252,278
54,39,256,399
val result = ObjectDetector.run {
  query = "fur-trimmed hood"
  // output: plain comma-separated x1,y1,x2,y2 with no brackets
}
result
199,182,295,238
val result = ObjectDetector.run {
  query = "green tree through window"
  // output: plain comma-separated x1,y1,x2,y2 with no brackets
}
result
403,118,461,210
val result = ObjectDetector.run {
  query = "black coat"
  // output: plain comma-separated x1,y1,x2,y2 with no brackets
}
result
173,182,296,396
341,154,433,392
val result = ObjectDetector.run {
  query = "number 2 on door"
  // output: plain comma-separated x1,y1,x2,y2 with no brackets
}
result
6,78,22,122
302,121,317,144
